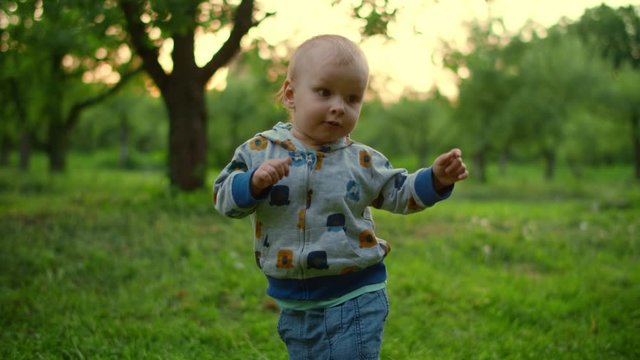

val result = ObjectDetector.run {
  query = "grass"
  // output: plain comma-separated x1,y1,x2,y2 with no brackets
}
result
1,154,639,359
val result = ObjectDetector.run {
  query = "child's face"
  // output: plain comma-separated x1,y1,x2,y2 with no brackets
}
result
284,45,368,147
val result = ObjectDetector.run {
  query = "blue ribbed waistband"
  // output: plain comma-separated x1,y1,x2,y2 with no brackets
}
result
265,261,387,301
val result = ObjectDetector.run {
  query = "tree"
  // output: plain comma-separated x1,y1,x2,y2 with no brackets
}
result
613,66,640,179
442,18,611,181
119,0,257,191
442,19,516,182
504,29,610,180
5,0,400,188
0,1,141,172
570,4,640,180
118,0,403,191
0,1,49,171
72,82,169,167
384,92,450,168
0,45,28,169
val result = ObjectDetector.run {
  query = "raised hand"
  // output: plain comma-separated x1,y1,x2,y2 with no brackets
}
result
432,148,468,192
250,157,292,197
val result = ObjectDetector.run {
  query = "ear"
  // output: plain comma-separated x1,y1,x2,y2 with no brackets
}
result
283,80,295,110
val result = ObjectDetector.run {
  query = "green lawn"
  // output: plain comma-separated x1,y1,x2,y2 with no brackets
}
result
1,158,639,359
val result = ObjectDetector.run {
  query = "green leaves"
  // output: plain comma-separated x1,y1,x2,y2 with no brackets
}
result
571,4,640,70
440,10,633,180
333,0,399,37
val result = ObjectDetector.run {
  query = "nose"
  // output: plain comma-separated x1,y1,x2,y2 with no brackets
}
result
329,97,345,115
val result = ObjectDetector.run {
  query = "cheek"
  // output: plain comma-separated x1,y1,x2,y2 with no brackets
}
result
344,115,359,132
299,99,324,114
348,107,361,121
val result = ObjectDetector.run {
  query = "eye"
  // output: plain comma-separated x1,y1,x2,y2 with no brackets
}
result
316,88,331,97
347,95,361,104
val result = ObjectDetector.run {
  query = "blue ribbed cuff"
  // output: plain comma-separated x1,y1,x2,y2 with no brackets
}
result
414,168,452,206
231,170,269,208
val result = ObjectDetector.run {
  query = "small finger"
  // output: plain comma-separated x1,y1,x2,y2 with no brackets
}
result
285,158,292,176
274,157,291,177
274,157,292,166
445,158,462,174
278,163,289,178
268,170,280,185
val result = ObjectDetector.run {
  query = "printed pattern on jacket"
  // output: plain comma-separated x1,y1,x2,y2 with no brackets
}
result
213,122,449,297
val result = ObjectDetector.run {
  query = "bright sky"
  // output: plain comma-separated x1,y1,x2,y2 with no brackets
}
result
190,0,640,101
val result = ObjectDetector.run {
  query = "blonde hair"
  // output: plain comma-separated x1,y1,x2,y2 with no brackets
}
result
276,34,369,108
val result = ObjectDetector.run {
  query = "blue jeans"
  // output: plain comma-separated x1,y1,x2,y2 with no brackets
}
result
277,289,389,360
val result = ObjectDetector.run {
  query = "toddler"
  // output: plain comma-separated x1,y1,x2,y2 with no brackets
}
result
213,34,468,359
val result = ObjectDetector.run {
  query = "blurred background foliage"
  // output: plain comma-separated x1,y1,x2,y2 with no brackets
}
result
2,3,639,357
1,1,639,187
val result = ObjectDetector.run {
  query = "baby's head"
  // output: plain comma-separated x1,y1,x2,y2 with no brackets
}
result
279,35,370,147
283,35,369,91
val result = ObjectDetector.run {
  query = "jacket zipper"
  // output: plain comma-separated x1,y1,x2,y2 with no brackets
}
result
299,150,315,279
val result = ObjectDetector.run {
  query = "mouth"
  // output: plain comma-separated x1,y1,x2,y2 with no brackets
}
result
324,121,342,127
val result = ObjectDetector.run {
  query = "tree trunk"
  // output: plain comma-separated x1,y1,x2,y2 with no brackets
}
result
499,151,509,176
0,137,10,167
45,53,67,173
120,113,130,168
8,77,28,170
417,140,429,169
473,151,487,183
163,76,207,191
631,111,640,181
19,131,31,172
543,149,556,181
47,118,69,173
568,158,583,179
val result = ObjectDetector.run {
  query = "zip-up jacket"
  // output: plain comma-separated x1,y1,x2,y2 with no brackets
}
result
213,122,452,300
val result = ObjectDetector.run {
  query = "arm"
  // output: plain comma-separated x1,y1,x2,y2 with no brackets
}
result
370,148,467,214
213,151,256,219
213,141,264,218
213,150,291,218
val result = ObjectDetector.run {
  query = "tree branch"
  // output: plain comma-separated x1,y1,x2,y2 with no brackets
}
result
65,66,144,131
199,0,255,84
120,0,169,92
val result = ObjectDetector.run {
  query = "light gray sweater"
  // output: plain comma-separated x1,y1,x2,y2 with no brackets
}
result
213,122,451,300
